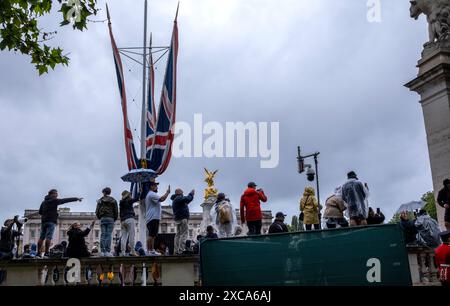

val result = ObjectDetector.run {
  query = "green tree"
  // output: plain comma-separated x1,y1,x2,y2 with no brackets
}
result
421,191,437,221
0,0,98,74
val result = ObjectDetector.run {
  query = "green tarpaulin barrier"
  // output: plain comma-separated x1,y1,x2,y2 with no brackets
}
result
200,224,412,286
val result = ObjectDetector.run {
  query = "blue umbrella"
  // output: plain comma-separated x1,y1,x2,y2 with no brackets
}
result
121,168,157,183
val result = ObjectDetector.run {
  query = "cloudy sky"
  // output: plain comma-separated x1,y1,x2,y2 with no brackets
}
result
0,0,432,224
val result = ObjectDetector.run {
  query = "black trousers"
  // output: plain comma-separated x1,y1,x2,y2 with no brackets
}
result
305,224,320,231
247,220,262,235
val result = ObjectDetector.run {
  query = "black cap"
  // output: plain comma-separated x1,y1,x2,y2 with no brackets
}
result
275,212,287,219
248,182,257,188
444,179,450,186
347,171,357,179
216,193,226,202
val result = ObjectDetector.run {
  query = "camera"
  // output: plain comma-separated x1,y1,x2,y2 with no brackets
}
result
306,165,315,182
15,216,28,225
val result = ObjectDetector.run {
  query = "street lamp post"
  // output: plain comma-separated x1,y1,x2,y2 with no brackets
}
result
313,154,320,208
297,147,321,227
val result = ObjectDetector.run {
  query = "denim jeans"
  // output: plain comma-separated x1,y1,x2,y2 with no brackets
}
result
0,251,13,260
100,217,115,253
39,222,56,240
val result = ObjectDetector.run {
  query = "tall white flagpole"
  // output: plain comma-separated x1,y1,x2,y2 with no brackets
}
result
139,0,149,250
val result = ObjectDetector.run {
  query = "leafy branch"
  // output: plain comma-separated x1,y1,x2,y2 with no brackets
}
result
0,0,98,75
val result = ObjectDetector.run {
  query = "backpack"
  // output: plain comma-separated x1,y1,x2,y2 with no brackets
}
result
218,202,232,224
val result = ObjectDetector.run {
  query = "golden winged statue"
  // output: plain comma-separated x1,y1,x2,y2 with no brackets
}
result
204,168,218,200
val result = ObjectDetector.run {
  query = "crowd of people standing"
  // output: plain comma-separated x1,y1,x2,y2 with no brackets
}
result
1,172,449,266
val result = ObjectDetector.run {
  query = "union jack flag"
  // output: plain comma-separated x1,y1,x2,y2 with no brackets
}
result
148,18,178,175
145,35,157,160
107,7,139,171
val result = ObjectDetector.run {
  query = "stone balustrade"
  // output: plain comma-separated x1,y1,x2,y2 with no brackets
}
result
0,255,200,286
0,247,444,286
407,246,441,286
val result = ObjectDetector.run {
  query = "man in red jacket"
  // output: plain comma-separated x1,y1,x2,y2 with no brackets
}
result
240,182,268,235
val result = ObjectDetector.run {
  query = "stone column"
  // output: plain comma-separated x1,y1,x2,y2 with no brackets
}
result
199,196,217,235
405,42,450,229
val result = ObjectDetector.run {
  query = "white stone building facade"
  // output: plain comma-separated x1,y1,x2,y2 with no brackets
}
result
22,206,273,249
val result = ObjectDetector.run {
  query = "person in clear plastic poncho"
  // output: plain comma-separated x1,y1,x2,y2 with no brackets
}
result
211,193,236,238
341,171,369,227
415,209,442,249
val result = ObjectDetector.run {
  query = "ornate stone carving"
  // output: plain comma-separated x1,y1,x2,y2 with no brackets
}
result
410,0,450,45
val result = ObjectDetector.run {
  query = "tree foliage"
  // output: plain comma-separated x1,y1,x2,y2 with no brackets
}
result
421,191,437,221
390,191,438,223
0,0,98,74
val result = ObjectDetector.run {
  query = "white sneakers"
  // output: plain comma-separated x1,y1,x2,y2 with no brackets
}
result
146,250,161,256
101,252,114,257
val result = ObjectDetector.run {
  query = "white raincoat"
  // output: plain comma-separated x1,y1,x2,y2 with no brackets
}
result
211,199,237,238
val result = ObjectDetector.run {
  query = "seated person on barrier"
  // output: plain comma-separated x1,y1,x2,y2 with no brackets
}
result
22,243,38,259
66,220,95,258
399,211,418,245
156,240,168,256
0,216,22,260
205,225,218,239
134,241,146,256
268,212,289,234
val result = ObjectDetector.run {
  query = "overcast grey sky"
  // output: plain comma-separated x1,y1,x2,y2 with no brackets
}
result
0,0,432,224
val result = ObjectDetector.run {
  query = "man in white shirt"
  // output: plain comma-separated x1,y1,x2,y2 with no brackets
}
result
145,181,170,255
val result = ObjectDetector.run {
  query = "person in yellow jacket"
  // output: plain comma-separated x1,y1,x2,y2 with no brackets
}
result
300,187,320,231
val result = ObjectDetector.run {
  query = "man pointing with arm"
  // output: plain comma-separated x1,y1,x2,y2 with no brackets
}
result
38,189,82,257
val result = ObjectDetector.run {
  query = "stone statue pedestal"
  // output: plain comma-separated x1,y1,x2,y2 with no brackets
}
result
199,196,217,235
405,41,450,229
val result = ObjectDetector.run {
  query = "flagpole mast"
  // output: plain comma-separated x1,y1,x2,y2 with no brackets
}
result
139,0,149,251
141,0,148,164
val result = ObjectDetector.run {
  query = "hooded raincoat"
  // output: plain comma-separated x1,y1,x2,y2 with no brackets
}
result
300,187,319,225
416,214,442,249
